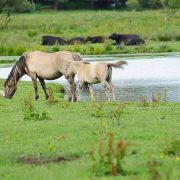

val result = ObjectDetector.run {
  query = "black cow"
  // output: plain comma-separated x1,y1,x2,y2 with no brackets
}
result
41,35,66,46
109,33,145,46
86,36,105,43
67,37,86,45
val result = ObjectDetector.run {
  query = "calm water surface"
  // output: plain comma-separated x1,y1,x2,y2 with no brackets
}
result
0,55,180,102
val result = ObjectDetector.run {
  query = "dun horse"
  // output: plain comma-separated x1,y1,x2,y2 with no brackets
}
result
65,61,127,101
3,51,82,101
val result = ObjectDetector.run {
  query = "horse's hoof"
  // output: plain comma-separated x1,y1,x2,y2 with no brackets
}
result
46,95,50,100
35,95,39,100
68,96,72,101
73,97,77,102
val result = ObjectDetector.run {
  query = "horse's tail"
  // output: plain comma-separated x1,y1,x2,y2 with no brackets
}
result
107,61,128,69
72,52,82,61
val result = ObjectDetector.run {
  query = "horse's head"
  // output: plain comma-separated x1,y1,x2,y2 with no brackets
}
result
4,77,17,99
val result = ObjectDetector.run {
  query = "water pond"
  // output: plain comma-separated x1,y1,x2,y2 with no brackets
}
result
0,54,180,102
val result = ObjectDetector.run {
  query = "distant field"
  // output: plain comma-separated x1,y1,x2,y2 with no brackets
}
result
0,10,180,55
0,79,180,179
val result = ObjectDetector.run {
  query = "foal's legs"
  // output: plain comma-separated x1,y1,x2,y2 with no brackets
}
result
101,80,110,101
38,77,49,100
107,78,115,101
89,84,95,101
31,76,39,100
66,74,76,102
77,82,83,101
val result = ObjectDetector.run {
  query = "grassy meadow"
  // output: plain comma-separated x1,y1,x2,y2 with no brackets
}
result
0,10,180,56
0,79,180,179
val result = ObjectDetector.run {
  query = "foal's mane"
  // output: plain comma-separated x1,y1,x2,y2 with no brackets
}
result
4,56,28,87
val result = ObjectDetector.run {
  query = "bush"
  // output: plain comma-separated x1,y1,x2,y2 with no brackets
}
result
13,0,32,13
126,0,140,10
138,0,162,9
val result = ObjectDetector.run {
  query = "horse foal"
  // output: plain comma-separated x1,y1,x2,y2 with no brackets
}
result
66,61,127,101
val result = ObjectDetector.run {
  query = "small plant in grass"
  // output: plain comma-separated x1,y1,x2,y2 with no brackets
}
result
83,101,105,118
141,96,150,107
59,99,70,108
109,103,124,125
51,46,60,52
147,160,161,180
90,133,127,176
23,93,50,121
152,89,168,104
46,87,59,105
98,118,107,134
162,139,180,157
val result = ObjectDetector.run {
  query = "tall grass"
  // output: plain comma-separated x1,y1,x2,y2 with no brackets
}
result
0,10,180,55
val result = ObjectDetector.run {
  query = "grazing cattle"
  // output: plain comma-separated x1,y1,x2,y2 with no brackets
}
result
86,36,105,43
126,36,145,45
3,51,82,101
42,35,66,46
109,33,145,46
65,61,127,101
67,37,86,45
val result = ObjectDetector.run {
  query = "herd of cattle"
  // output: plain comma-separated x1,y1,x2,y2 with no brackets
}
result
41,33,145,46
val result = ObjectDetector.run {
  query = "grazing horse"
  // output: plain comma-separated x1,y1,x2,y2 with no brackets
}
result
65,61,127,101
3,51,82,101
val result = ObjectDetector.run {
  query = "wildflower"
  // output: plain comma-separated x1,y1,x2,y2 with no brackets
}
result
175,156,180,161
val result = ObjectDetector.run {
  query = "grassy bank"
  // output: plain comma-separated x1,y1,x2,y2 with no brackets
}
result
0,79,180,179
0,10,180,55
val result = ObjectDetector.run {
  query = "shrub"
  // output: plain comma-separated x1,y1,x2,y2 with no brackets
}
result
126,0,140,10
13,0,32,13
23,93,50,121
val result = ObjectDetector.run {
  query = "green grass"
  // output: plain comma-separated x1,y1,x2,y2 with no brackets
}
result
0,10,180,55
0,79,180,179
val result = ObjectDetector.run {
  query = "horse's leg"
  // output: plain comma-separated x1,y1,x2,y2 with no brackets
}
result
77,82,83,101
89,84,95,101
66,74,76,102
102,81,110,102
38,77,49,100
31,76,39,100
109,81,115,101
107,77,115,101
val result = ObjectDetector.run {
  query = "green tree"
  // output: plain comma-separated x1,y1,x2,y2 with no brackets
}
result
161,0,180,20
0,0,32,27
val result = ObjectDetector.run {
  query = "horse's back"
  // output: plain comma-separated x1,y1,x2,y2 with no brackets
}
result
25,51,81,80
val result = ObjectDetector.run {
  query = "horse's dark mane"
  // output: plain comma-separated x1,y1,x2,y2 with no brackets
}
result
4,56,28,87
83,62,90,64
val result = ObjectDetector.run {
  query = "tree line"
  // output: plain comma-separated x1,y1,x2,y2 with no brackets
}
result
0,0,179,27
